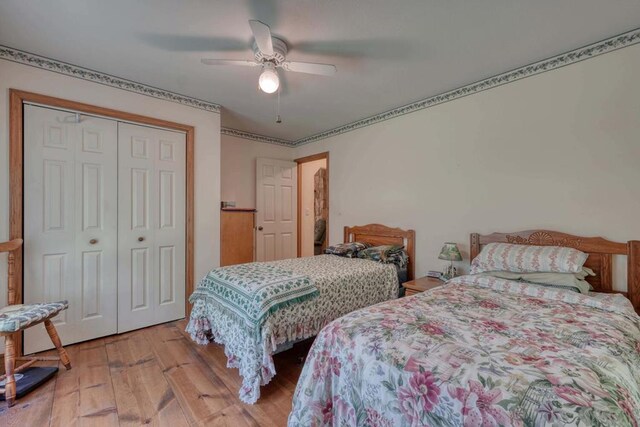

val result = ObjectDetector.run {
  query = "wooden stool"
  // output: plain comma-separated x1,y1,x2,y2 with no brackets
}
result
0,239,72,407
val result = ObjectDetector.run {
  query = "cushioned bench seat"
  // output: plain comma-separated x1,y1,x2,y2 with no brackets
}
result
0,301,68,333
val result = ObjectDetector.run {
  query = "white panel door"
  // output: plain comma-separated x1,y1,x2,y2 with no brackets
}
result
24,105,118,354
255,158,297,261
118,123,186,333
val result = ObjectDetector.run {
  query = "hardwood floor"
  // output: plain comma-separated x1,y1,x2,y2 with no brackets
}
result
0,320,312,426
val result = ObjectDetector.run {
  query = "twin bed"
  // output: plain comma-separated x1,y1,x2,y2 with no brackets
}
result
187,224,415,403
187,226,640,426
289,230,640,426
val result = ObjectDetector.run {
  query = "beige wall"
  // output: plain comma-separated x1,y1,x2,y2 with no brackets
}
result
300,159,327,257
0,59,221,351
294,43,640,290
221,134,294,209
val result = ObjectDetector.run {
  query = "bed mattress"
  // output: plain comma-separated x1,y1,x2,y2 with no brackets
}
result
289,274,640,426
187,254,399,403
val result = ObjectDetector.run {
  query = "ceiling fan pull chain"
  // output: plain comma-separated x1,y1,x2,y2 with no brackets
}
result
276,88,282,124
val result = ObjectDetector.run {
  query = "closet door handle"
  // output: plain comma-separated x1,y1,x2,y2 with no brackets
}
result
138,237,145,242
89,239,98,245
257,226,263,231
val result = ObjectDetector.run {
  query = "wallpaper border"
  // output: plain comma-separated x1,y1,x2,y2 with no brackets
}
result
295,27,640,146
220,127,296,147
3,27,640,146
0,45,221,113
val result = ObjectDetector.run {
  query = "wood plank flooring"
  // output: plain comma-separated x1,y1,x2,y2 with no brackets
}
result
0,320,312,426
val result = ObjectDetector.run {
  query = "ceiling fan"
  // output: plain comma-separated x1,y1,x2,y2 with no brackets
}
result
201,20,337,94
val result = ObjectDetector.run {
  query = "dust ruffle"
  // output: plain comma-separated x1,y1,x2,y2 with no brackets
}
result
185,301,332,404
186,316,212,345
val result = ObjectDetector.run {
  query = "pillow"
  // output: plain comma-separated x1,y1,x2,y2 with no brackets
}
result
324,241,370,258
475,270,593,294
385,251,409,268
470,243,588,274
576,266,596,279
357,245,409,268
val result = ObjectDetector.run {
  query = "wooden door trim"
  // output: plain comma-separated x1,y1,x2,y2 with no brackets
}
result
294,152,329,257
9,89,195,355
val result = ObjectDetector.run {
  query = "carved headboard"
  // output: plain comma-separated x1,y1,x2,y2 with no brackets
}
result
344,224,415,280
470,230,640,313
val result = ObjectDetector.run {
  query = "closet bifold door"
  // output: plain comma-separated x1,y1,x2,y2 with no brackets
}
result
117,123,186,333
23,105,118,354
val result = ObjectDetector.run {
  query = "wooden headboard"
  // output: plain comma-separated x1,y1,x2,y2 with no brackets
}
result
344,224,416,280
470,230,640,313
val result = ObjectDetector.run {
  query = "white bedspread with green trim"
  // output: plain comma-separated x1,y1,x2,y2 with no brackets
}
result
188,263,319,336
186,255,398,404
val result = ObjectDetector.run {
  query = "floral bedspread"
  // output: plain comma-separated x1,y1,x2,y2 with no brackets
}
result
289,275,640,426
187,255,398,404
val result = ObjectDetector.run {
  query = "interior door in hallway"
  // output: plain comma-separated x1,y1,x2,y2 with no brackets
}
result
255,158,297,262
117,123,186,333
23,104,118,354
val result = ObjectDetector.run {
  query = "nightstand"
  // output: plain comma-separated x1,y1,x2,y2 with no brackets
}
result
403,276,444,296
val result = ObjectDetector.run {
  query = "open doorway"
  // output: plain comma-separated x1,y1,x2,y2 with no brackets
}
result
295,152,329,257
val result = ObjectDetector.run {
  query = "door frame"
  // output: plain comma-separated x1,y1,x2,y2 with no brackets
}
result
9,89,195,355
294,152,329,257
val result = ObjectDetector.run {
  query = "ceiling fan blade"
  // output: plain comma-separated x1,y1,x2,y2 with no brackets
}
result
139,33,248,52
249,20,274,56
281,61,337,76
201,59,259,67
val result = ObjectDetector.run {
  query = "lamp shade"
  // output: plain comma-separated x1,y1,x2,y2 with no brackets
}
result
438,242,462,261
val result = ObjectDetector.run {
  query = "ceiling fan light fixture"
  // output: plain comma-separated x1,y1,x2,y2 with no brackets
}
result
258,63,279,94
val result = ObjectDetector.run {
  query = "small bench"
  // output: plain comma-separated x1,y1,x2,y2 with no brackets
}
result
0,239,72,407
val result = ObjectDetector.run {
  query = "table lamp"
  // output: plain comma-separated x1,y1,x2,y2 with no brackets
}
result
438,242,462,280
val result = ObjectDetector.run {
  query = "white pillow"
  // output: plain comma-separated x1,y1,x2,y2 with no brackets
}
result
470,242,588,274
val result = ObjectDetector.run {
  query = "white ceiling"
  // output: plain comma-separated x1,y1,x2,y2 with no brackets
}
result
1,1,640,142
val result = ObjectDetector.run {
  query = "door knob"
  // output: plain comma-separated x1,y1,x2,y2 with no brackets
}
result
138,237,145,242
89,238,98,245
257,226,263,231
